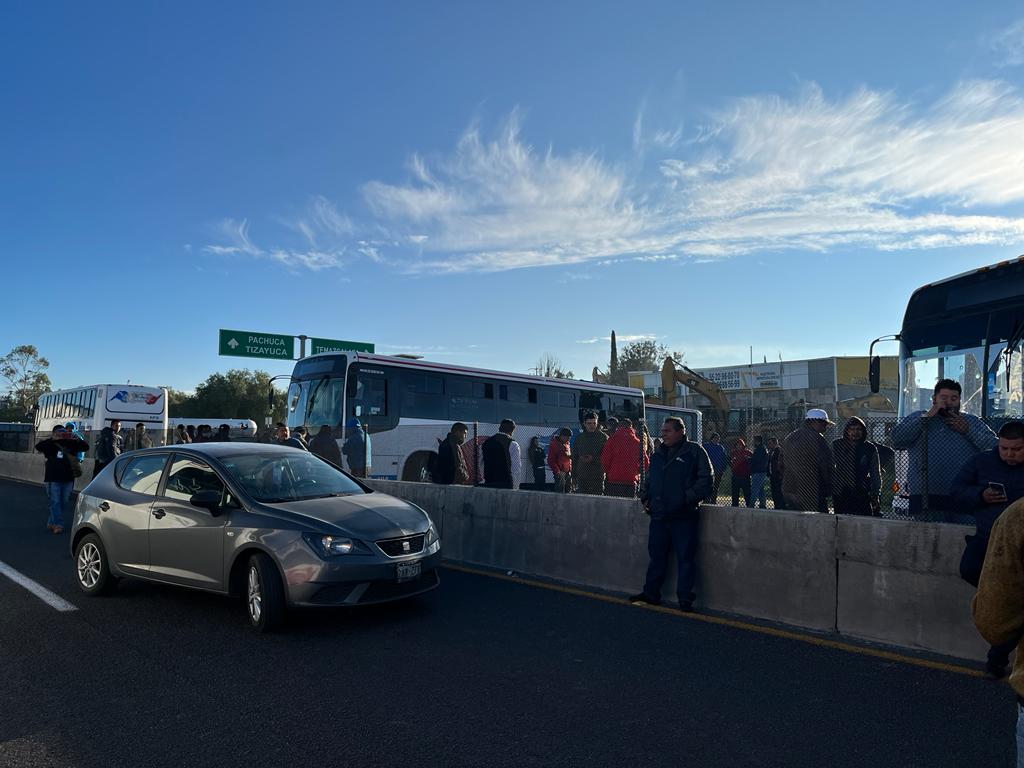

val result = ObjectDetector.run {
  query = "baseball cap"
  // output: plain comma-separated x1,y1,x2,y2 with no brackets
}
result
806,408,835,424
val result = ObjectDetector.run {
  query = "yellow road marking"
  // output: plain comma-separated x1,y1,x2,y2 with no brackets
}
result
442,563,986,678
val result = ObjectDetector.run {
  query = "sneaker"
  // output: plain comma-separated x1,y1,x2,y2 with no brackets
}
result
677,600,695,613
985,660,1009,680
51,525,64,535
46,524,55,533
629,593,661,606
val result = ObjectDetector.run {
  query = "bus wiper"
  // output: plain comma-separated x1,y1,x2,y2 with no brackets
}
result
305,376,329,422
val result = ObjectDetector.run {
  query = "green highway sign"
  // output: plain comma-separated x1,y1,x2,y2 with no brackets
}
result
219,329,295,360
309,337,375,355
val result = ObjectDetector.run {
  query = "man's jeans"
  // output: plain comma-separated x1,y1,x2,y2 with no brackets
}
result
643,515,699,604
751,472,767,508
46,481,73,527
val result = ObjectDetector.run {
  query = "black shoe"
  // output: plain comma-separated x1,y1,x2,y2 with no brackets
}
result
629,593,661,606
676,600,695,613
985,660,1009,680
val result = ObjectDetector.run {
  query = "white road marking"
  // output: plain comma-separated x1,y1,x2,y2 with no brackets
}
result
0,560,78,612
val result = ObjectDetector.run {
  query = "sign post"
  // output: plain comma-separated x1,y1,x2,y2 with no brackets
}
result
218,329,296,360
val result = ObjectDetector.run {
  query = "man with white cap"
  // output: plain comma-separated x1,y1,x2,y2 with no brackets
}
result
779,408,835,513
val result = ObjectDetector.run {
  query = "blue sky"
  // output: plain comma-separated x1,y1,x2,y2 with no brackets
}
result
3,2,1024,393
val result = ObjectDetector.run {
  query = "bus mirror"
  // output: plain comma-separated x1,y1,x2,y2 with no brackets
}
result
869,356,880,394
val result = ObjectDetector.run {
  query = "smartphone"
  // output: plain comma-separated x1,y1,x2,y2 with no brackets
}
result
989,482,1007,496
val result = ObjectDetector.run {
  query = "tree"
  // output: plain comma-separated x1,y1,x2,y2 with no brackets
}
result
170,369,286,423
607,341,682,386
534,354,575,379
0,345,51,417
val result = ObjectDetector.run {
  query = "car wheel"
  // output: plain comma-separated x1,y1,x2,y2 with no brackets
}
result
75,533,117,596
246,552,286,633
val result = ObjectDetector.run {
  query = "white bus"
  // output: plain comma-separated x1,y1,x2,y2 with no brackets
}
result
285,352,647,485
644,403,703,445
168,418,258,441
34,384,169,446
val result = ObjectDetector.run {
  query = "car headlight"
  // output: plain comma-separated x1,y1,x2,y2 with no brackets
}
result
425,521,439,546
304,533,366,558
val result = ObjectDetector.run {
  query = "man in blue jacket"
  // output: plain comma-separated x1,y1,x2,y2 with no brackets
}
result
951,419,1024,678
631,417,713,612
892,378,996,522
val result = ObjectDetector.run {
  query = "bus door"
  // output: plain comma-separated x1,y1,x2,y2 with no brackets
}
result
346,367,398,478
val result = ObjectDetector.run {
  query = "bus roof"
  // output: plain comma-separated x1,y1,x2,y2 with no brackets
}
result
298,351,646,397
903,255,1024,326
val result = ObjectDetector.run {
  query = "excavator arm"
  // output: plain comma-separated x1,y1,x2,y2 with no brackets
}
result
660,357,731,435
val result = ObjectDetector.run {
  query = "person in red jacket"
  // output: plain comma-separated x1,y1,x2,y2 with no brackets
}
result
601,418,650,498
547,428,572,493
730,438,753,508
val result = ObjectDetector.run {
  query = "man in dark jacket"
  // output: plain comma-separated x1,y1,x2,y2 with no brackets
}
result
750,435,770,509
951,419,1024,678
93,420,122,479
309,424,342,465
36,426,89,534
482,419,518,489
434,422,469,485
631,417,713,612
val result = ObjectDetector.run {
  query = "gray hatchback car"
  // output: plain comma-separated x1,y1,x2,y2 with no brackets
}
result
70,442,441,631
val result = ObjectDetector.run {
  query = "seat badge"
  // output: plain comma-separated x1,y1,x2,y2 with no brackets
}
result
402,540,410,552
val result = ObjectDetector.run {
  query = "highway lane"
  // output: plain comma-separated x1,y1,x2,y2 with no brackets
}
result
0,479,1015,767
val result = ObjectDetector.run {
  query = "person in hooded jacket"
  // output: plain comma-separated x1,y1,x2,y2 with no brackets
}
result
831,417,881,516
309,424,342,465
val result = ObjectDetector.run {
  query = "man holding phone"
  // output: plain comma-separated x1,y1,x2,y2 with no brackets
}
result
892,379,997,521
951,420,1024,678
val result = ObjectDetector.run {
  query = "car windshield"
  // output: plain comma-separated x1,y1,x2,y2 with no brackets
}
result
218,451,366,503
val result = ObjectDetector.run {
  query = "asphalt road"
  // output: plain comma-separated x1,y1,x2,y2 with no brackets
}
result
0,478,1015,767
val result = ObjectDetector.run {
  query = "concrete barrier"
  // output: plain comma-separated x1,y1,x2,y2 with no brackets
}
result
0,450,987,661
836,515,987,660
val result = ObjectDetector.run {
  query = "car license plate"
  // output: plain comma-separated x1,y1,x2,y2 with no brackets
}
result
396,561,421,582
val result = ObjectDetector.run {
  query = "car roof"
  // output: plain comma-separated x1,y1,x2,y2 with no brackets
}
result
131,442,298,458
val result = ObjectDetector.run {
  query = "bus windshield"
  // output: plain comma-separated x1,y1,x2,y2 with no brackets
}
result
287,376,347,430
897,259,1024,419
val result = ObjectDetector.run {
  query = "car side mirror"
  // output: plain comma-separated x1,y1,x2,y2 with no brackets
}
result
190,489,223,514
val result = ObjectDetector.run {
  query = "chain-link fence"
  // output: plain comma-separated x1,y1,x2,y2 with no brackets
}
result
388,413,1009,523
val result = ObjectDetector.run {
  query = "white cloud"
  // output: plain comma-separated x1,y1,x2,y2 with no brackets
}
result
204,217,347,271
358,81,1024,272
206,78,1024,275
991,18,1024,67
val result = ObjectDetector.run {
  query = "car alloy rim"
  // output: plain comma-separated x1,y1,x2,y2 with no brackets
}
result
77,542,101,588
247,566,262,623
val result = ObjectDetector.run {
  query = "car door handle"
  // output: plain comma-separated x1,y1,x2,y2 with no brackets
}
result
152,508,166,519
99,502,110,512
